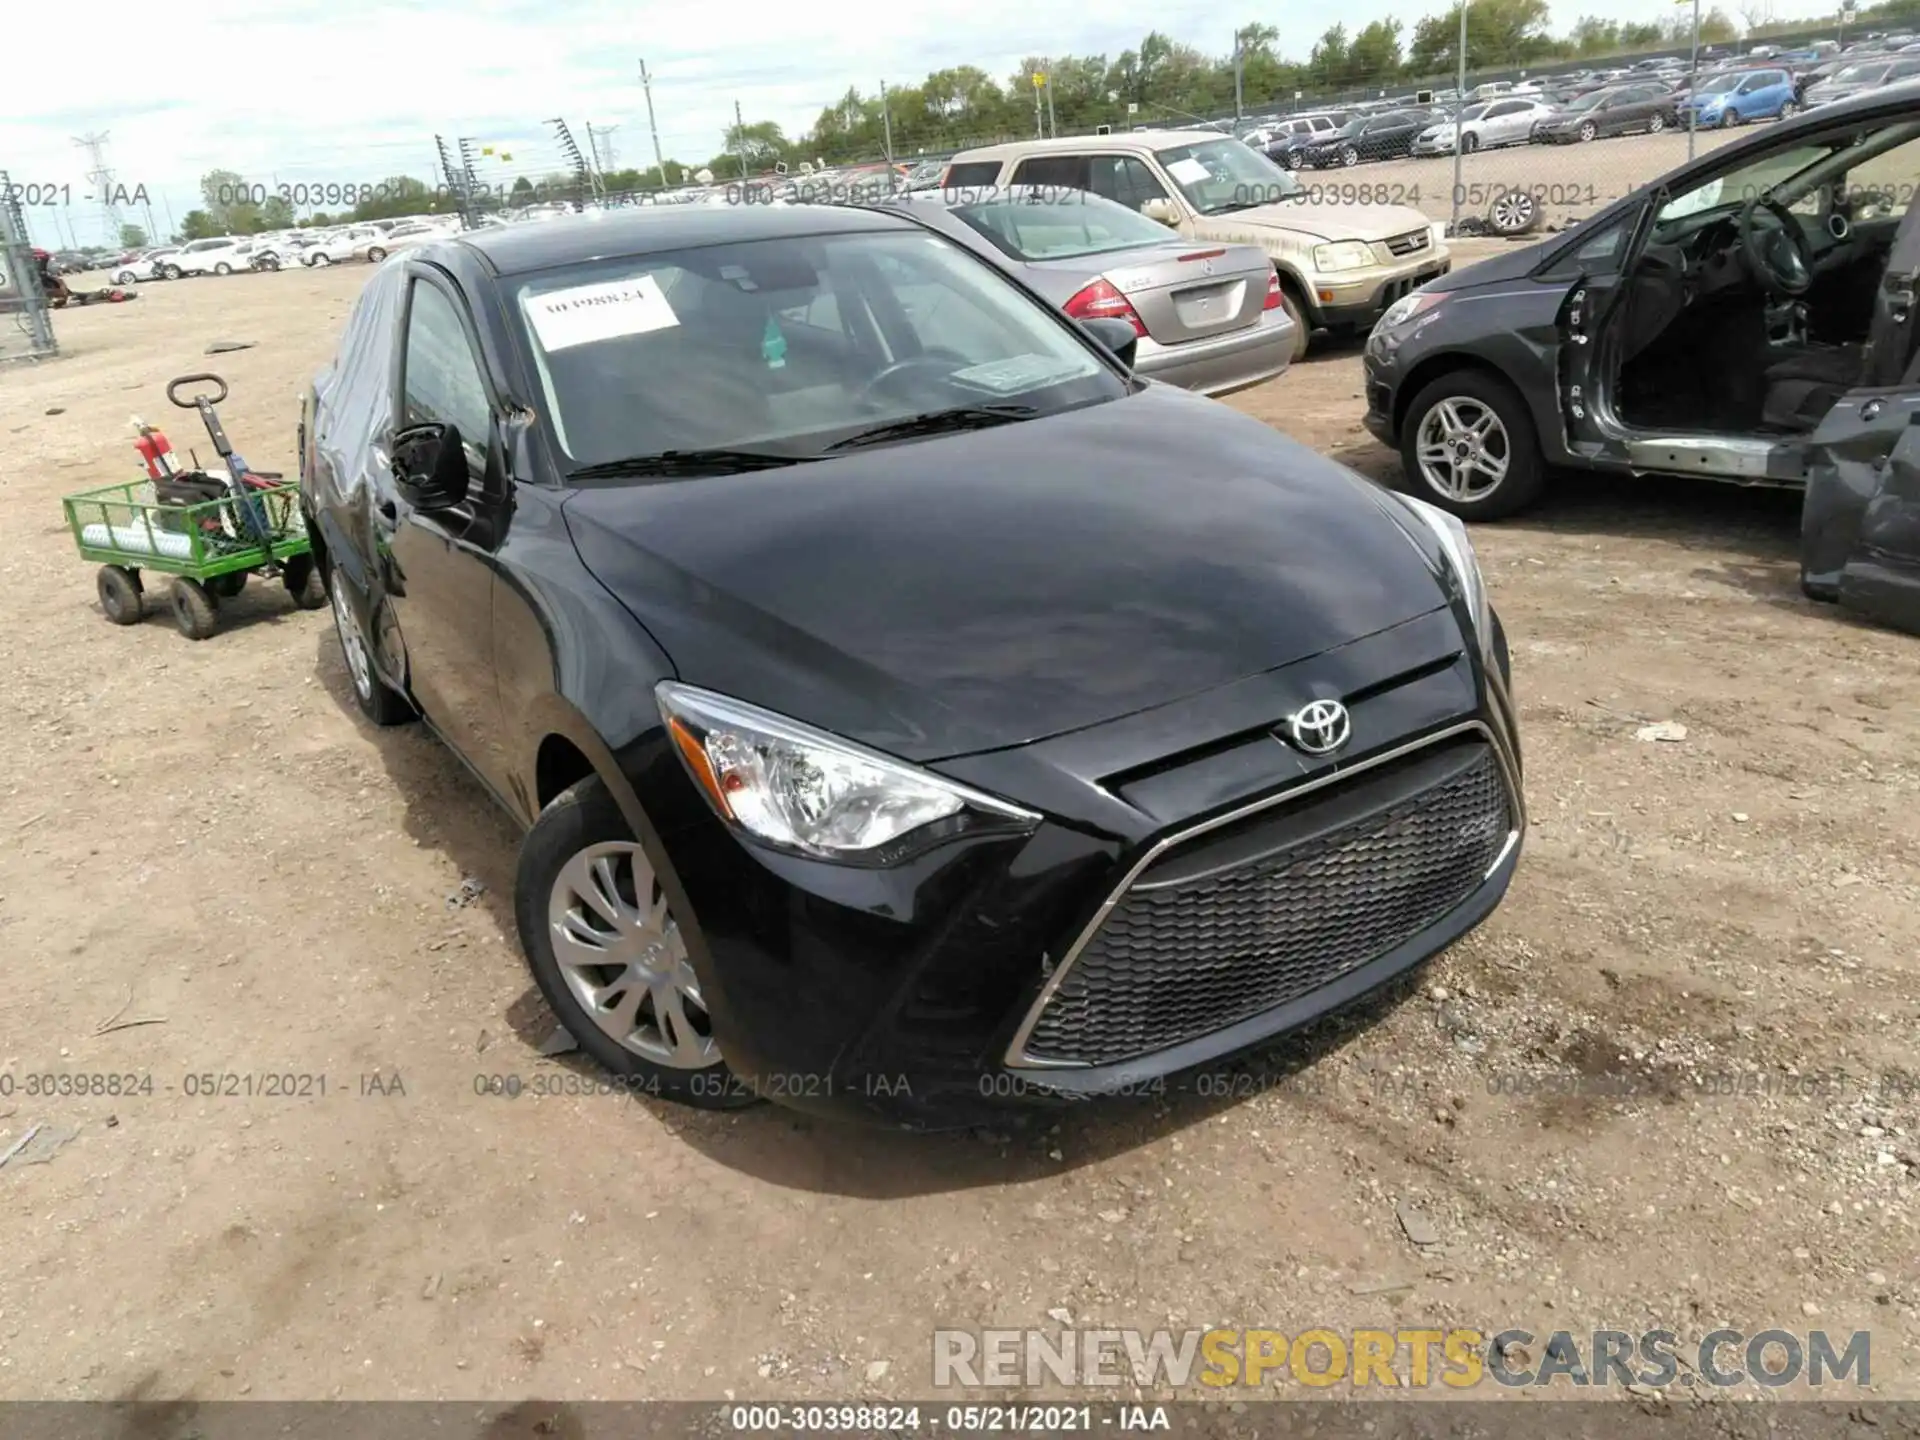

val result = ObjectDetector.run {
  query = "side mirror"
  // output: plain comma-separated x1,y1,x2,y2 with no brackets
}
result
391,422,469,511
1078,317,1139,372
1140,197,1181,226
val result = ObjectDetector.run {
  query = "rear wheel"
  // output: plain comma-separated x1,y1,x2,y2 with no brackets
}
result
365,246,387,263
214,262,232,275
515,778,755,1111
1399,369,1545,521
97,565,143,625
169,578,219,640
162,265,182,280
327,558,413,725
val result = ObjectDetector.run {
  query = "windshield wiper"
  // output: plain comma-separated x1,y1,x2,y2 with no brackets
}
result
823,403,1038,453
569,447,809,479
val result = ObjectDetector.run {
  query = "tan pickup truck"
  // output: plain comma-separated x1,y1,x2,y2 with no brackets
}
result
942,130,1449,359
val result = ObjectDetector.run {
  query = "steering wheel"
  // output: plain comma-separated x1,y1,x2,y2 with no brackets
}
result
1737,196,1814,298
854,349,969,407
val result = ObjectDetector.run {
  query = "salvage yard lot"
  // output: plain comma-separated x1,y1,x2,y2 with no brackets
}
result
1,258,1917,1403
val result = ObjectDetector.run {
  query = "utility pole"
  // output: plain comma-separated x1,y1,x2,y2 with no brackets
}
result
638,59,669,188
880,80,895,166
1687,0,1701,159
1451,1,1468,234
1233,30,1245,125
1033,72,1045,138
1047,76,1058,137
734,99,749,178
73,131,122,247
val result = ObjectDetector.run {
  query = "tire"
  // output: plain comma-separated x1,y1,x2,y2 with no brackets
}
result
208,571,247,599
1460,131,1480,154
114,270,135,285
1648,112,1667,133
1577,120,1597,142
1719,108,1738,128
310,252,332,267
169,577,219,640
97,565,143,625
326,557,412,725
1398,369,1546,521
1276,279,1312,363
283,553,327,609
214,262,232,275
162,265,182,280
1341,146,1360,167
1488,189,1541,237
365,246,387,263
1281,150,1301,170
1779,100,1798,120
515,776,755,1111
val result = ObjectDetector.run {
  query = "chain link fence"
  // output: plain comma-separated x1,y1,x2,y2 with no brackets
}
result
0,170,58,364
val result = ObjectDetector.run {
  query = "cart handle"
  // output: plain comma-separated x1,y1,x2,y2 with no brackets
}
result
167,373,228,408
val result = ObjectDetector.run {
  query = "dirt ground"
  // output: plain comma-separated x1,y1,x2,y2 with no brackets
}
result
1,255,1917,1408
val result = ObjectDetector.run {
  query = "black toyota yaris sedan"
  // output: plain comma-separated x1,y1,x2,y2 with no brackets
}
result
300,203,1526,1127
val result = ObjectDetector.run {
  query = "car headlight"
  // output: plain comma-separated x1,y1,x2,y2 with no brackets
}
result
1376,289,1447,333
1396,495,1494,659
656,683,1040,863
1313,240,1376,273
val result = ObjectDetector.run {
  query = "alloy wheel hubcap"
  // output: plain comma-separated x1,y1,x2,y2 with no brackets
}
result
1416,397,1511,502
1492,193,1535,231
330,579,373,700
548,842,720,1070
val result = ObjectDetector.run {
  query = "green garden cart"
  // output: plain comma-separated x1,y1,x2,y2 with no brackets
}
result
61,373,326,640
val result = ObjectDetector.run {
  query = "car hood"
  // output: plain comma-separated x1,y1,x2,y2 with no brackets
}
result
1416,237,1551,292
1197,200,1434,244
561,385,1451,763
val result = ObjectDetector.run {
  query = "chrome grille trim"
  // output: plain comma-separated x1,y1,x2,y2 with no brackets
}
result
1001,719,1524,1070
1384,229,1432,257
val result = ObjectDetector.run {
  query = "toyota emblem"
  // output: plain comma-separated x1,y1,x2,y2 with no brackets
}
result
1282,699,1352,757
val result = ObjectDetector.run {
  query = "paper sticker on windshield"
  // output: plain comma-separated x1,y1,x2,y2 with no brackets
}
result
523,274,679,351
950,355,1086,394
1166,157,1212,186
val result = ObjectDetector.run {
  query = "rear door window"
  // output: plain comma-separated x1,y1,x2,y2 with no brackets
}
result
943,161,1002,187
1010,155,1093,190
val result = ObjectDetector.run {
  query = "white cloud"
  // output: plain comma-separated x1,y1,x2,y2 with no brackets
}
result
2,0,1827,245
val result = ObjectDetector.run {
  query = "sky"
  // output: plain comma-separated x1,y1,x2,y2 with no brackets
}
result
2,0,1834,248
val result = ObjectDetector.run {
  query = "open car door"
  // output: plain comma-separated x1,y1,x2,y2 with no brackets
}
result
1801,198,1920,635
1555,193,1665,460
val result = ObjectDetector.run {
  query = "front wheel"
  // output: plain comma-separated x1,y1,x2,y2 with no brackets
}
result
1718,108,1738,128
1577,120,1597,142
1460,131,1480,154
162,265,182,280
169,577,219,639
98,565,143,625
214,262,232,275
1648,112,1667,133
1275,279,1311,363
515,778,756,1111
1778,100,1798,120
1399,370,1546,521
310,252,332,267
1341,146,1360,167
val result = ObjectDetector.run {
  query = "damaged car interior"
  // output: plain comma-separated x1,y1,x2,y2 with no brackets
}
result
1605,115,1920,454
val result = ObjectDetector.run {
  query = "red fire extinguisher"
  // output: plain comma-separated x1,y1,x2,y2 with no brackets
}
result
131,415,179,479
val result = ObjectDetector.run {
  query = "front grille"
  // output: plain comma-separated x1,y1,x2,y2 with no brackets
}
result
1020,744,1511,1067
1384,229,1431,257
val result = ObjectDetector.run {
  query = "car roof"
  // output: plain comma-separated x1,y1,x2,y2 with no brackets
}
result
449,203,917,276
950,129,1230,163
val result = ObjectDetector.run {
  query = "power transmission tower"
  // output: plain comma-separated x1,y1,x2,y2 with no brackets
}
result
73,131,122,247
588,123,619,175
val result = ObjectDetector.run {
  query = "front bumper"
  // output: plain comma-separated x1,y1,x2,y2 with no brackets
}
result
1411,136,1456,156
660,606,1524,1128
1134,307,1298,396
1313,256,1451,329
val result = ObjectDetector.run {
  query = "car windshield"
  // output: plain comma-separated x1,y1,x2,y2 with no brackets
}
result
510,228,1125,471
1658,142,1834,221
1457,104,1491,122
1153,137,1301,213
949,194,1178,261
1693,75,1744,95
1564,90,1613,111
1834,62,1892,83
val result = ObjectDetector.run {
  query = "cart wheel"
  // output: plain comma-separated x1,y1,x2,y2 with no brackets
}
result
283,554,327,609
98,566,144,625
208,572,247,599
169,578,220,640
